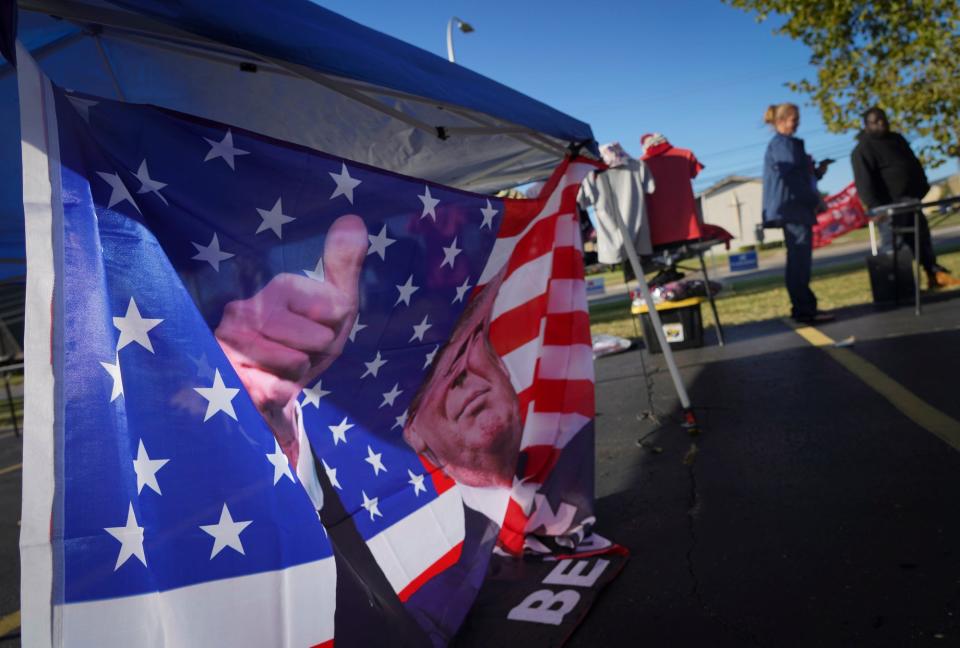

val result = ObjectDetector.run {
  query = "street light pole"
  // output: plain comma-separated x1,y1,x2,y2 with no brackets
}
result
446,16,474,63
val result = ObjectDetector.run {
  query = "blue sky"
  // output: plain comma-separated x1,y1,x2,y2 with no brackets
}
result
321,0,862,194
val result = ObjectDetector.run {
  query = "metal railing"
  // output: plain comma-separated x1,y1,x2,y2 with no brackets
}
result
867,194,960,218
0,362,23,438
866,194,960,315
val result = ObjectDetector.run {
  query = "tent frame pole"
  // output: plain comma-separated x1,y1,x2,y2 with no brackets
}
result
20,0,577,160
92,35,126,101
607,204,694,417
323,78,573,157
0,30,85,80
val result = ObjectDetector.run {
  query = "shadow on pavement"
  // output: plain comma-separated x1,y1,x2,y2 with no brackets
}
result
573,317,960,647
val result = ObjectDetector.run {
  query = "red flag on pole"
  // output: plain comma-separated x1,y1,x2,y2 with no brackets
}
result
813,182,869,248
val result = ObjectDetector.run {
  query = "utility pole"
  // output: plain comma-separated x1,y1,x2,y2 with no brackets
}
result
729,191,745,243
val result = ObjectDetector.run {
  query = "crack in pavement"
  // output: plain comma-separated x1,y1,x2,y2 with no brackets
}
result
684,441,766,648
684,442,704,606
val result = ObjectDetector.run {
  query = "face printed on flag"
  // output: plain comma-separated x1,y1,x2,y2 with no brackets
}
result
38,76,512,644
403,271,521,488
211,225,522,490
24,59,602,644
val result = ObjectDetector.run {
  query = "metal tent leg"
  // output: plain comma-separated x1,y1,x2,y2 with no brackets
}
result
2,371,18,438
697,251,724,346
608,208,697,432
914,209,922,315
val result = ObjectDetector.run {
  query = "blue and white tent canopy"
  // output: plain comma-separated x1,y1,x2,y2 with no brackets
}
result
1,0,596,281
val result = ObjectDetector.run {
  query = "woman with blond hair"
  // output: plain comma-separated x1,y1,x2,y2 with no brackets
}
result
761,102,834,323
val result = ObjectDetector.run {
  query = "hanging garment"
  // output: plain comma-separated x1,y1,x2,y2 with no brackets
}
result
599,141,632,168
640,135,704,246
577,159,656,263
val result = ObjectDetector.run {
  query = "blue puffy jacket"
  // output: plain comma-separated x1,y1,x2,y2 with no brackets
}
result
761,133,821,227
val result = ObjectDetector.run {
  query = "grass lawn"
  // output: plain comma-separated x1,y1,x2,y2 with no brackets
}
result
587,210,960,295
586,268,626,287
589,248,960,338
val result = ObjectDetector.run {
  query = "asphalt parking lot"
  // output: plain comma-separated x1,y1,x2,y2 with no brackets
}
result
2,293,959,647
0,429,21,644
570,291,960,647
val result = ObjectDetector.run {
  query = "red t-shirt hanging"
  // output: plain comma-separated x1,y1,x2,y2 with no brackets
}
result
641,144,704,246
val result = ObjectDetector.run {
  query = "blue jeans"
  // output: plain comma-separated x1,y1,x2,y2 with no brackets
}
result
784,223,817,319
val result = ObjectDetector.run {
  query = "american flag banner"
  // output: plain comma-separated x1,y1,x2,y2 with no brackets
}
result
19,44,623,648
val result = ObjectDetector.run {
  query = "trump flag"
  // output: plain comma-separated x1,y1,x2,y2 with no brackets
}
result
19,43,623,648
812,182,869,249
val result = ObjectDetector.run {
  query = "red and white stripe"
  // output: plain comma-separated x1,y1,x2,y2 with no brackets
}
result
365,481,465,602
480,158,600,554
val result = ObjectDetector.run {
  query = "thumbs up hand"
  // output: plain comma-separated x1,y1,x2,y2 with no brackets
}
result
215,214,368,453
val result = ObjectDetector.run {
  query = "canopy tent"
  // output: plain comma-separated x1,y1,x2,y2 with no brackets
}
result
0,0,597,283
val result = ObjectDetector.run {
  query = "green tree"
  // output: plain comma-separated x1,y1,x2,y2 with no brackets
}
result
725,0,960,167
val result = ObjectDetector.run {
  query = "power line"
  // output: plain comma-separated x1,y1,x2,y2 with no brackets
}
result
695,152,855,188
636,65,811,107
694,135,854,175
576,65,811,113
698,127,830,159
694,140,856,187
696,147,848,180
699,134,853,168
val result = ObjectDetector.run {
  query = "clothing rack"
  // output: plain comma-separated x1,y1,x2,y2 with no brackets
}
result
643,238,727,346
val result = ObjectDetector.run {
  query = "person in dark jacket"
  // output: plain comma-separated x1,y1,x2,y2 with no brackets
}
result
851,107,958,288
762,102,834,323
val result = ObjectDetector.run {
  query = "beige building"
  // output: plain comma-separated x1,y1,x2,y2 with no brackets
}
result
697,176,783,249
924,172,960,210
